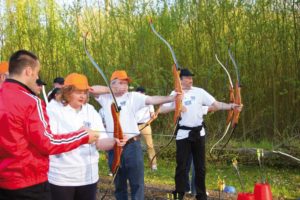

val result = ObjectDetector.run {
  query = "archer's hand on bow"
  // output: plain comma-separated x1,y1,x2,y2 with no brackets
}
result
150,112,158,120
230,103,243,112
115,135,128,147
171,91,183,101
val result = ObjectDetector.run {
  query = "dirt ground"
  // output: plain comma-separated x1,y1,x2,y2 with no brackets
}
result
97,176,237,200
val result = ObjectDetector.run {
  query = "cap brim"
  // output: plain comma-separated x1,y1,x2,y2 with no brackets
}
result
64,84,90,90
181,73,194,77
75,85,90,90
114,77,132,83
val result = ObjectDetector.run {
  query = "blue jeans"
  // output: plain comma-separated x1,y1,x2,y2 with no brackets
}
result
186,155,196,195
185,154,192,192
108,140,144,200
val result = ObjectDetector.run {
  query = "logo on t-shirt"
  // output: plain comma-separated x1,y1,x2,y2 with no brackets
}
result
83,121,91,128
120,101,126,106
184,100,192,106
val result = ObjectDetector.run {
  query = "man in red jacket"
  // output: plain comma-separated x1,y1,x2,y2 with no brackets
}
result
0,50,99,200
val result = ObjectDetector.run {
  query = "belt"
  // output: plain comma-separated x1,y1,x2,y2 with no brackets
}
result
178,125,203,131
178,125,203,141
126,135,141,145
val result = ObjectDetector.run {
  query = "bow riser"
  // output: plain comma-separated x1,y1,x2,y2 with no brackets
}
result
232,81,241,128
228,50,242,128
111,103,124,174
172,64,182,124
226,87,235,125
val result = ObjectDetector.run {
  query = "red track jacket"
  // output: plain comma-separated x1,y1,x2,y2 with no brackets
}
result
0,80,89,189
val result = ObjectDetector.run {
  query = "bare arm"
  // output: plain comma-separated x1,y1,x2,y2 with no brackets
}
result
89,85,110,96
145,95,176,106
96,137,127,151
159,104,175,114
208,101,242,113
96,138,115,151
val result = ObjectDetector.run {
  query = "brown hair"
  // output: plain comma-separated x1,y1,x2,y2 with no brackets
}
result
9,50,39,75
58,85,89,105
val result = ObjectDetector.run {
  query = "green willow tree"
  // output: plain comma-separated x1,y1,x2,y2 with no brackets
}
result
0,0,299,147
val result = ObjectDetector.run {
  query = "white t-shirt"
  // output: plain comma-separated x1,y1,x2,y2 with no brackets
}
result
47,99,61,109
135,101,154,124
99,108,106,128
46,102,107,186
95,92,147,139
162,87,215,140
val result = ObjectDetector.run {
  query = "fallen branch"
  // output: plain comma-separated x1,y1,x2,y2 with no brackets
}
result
212,147,300,163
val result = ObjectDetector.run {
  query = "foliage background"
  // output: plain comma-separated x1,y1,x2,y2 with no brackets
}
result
0,0,299,151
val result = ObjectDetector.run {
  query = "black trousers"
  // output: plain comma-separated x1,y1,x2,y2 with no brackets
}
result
49,182,97,200
0,181,51,200
175,135,207,200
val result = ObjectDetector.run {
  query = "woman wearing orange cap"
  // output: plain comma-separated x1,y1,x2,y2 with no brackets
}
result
46,73,126,200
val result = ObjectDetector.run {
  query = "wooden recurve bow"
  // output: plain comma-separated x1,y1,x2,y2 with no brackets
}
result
83,33,123,200
149,19,183,165
210,54,235,155
219,49,242,152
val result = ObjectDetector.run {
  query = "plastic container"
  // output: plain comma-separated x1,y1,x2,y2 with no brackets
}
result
254,183,272,200
224,185,236,194
237,193,255,200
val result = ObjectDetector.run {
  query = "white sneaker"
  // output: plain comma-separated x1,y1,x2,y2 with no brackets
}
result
108,172,113,176
151,165,158,171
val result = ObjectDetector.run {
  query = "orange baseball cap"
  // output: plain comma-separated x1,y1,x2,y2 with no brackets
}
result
0,61,9,74
64,73,90,90
110,70,131,82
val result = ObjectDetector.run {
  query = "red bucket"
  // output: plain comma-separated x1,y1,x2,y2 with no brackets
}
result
254,183,273,200
237,192,255,200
